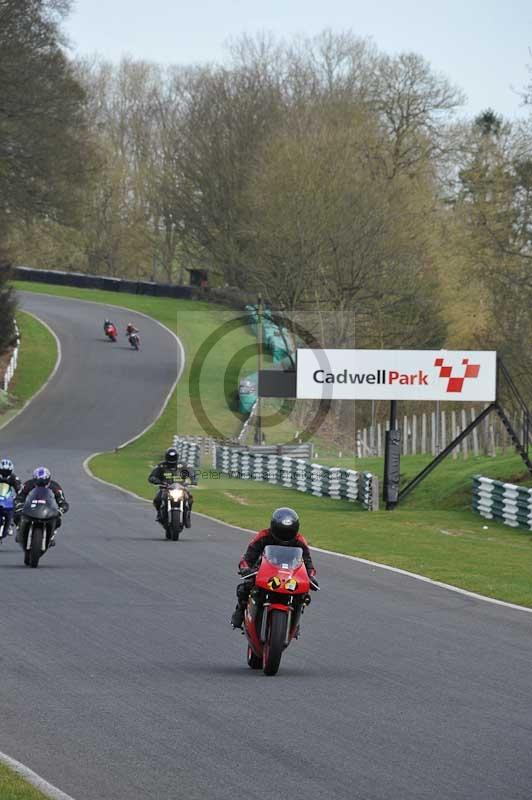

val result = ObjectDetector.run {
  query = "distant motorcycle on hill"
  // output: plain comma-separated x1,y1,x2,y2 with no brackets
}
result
104,322,118,342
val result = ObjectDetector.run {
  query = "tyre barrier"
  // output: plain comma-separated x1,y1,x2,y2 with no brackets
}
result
472,475,532,531
213,445,377,510
173,436,202,469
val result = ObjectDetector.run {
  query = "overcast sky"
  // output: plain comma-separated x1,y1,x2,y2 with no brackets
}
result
65,0,531,119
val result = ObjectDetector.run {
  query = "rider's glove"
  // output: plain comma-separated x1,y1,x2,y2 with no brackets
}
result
239,566,255,578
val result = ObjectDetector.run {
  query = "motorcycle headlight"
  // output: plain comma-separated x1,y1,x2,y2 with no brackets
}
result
169,488,185,501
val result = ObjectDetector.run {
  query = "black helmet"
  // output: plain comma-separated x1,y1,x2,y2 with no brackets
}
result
270,507,300,544
165,447,179,467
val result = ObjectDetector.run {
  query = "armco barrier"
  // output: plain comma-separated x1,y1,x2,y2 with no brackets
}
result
213,444,377,510
11,265,196,299
472,475,532,530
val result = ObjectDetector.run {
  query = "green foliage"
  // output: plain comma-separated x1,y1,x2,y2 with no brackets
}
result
0,0,88,246
0,265,16,355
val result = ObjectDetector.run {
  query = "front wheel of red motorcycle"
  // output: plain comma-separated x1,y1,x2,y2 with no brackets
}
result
247,646,262,670
263,609,287,676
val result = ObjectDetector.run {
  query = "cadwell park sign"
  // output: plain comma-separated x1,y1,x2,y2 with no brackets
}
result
257,347,505,509
296,349,497,402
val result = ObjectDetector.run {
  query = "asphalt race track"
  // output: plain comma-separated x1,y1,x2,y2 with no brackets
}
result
1,292,532,800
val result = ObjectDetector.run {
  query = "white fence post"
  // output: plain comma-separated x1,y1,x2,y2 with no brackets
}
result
1,321,20,393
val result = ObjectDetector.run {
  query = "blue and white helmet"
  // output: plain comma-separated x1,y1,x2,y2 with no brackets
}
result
0,458,14,479
33,466,51,487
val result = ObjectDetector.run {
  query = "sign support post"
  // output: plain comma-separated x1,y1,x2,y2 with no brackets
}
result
383,400,401,509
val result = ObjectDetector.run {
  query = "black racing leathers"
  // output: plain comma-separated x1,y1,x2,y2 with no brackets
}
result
148,462,192,486
148,462,194,516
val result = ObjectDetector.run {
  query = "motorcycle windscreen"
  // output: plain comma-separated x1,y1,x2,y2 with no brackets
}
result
263,545,303,570
22,487,60,520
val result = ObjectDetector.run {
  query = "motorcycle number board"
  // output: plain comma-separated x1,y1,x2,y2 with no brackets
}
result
296,349,497,401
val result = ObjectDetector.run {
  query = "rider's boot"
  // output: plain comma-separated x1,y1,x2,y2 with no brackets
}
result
231,604,244,630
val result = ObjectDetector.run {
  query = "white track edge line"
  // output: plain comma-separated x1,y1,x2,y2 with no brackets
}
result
0,310,62,432
0,751,76,800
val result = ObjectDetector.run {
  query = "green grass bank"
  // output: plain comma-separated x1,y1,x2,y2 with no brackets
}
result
0,762,51,799
0,310,57,427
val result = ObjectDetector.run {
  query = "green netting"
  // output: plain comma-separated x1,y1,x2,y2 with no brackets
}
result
239,371,258,414
270,333,291,362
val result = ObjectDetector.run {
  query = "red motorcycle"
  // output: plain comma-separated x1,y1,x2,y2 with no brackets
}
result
241,545,318,676
104,323,118,342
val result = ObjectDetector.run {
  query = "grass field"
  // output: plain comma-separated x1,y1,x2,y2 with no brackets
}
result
0,311,57,427
0,763,50,799
13,280,532,606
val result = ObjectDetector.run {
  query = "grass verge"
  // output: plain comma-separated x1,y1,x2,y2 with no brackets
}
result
14,280,532,607
0,762,51,799
0,311,57,427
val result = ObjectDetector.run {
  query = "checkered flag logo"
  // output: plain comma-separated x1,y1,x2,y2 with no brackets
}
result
434,358,481,393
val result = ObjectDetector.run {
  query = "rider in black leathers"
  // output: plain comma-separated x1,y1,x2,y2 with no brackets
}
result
14,466,69,545
148,447,195,525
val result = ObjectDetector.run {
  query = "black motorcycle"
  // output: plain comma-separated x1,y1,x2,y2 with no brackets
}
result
18,487,61,567
160,482,191,541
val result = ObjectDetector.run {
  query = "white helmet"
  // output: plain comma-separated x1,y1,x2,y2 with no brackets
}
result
0,458,14,479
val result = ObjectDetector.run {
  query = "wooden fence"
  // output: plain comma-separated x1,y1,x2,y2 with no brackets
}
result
356,406,516,459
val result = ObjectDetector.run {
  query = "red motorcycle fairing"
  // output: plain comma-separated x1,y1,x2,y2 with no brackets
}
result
243,545,312,675
254,553,310,596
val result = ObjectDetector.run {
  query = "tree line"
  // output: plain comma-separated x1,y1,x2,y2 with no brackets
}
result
1,2,530,424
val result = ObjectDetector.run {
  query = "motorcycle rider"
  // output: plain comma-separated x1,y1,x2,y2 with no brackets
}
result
14,467,69,546
0,458,22,535
148,447,195,526
231,507,318,629
125,322,139,337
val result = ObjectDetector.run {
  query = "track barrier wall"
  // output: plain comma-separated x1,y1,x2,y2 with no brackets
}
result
12,265,195,299
472,475,532,530
213,444,377,510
